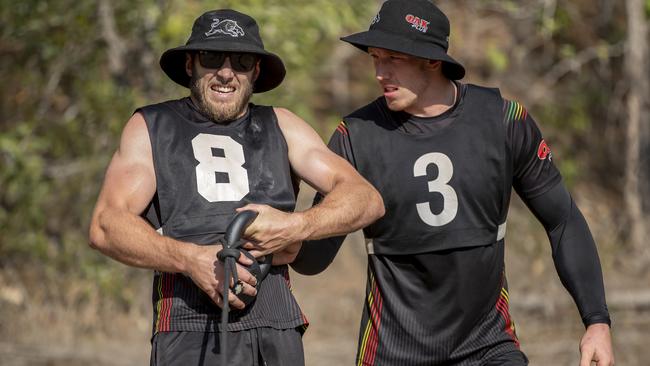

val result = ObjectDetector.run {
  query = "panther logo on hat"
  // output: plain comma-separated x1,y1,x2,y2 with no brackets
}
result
205,18,245,38
370,13,381,26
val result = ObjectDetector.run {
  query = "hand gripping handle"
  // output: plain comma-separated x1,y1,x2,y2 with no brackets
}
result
224,210,258,250
223,210,273,283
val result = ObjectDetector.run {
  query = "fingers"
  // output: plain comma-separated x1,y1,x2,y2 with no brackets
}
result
236,204,263,214
236,263,258,287
579,346,594,366
237,251,253,266
209,278,258,310
212,287,246,309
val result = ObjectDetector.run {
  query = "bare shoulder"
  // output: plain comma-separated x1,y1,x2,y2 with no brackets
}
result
273,106,321,140
97,111,156,212
120,112,151,154
273,107,309,129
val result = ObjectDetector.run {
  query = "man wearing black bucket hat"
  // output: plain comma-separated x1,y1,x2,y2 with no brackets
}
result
89,8,384,366
292,0,614,365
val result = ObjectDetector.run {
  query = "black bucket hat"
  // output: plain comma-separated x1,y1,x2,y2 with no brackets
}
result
341,0,465,80
160,9,286,93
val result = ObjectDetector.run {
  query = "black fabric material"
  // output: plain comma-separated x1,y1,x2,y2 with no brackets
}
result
341,85,510,254
291,235,344,275
482,350,529,366
159,9,285,92
139,98,306,334
296,82,607,364
150,328,304,366
356,244,521,365
341,0,465,80
524,183,611,327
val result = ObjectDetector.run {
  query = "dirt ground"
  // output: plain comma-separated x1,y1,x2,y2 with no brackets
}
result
1,188,649,365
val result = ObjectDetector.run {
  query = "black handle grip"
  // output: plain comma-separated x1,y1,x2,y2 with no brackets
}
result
224,210,258,249
223,210,273,281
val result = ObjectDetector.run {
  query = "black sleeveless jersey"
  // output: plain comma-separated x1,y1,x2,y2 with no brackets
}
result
138,97,307,334
328,84,561,365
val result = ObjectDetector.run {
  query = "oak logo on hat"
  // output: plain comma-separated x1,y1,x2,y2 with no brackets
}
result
205,18,245,38
340,0,466,80
405,14,429,33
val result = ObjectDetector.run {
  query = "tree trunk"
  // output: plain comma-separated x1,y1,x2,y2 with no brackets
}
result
624,0,649,267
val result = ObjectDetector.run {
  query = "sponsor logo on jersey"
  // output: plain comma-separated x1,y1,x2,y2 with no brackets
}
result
537,139,552,161
205,19,245,38
405,14,429,33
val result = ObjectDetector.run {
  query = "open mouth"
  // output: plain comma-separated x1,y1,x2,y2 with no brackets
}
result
383,85,399,97
210,84,236,95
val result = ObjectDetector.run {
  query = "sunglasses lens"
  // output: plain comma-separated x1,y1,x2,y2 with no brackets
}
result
197,52,258,72
231,53,258,72
198,52,226,69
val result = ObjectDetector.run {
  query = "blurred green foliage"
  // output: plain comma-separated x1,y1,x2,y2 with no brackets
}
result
0,0,377,304
0,0,640,308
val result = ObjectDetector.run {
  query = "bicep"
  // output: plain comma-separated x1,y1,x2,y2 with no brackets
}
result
95,112,156,215
276,108,359,194
509,110,561,199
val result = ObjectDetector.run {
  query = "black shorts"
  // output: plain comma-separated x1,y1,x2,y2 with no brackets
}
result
482,350,528,366
150,328,304,366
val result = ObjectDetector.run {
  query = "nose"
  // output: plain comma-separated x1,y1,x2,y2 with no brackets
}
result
374,60,390,82
215,57,235,82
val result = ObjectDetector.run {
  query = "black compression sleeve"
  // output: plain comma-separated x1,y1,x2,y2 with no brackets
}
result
290,193,346,275
290,233,345,275
524,183,611,327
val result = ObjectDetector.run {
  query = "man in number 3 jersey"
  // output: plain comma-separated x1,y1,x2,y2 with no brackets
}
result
88,9,384,366
292,1,614,365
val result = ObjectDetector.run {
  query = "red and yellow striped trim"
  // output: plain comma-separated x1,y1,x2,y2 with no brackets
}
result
154,273,174,333
336,121,349,136
503,100,528,123
357,270,383,366
495,287,520,347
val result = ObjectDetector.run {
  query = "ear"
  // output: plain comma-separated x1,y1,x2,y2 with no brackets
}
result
427,59,443,70
185,53,193,77
252,60,261,82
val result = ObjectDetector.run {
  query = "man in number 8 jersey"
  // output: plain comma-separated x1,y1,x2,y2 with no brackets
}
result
292,1,614,365
89,9,384,366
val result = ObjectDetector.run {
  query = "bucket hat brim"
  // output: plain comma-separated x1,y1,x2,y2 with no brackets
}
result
160,41,286,93
341,29,465,80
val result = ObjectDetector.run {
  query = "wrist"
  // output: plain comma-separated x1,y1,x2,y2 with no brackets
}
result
174,240,199,274
293,211,313,241
583,313,612,328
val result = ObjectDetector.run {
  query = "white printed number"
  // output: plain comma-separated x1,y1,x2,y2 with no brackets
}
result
413,153,458,226
191,134,249,202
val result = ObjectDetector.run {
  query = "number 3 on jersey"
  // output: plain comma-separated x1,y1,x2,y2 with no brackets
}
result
191,134,249,202
413,152,458,226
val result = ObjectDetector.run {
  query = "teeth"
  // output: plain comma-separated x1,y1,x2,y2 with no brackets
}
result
211,86,235,93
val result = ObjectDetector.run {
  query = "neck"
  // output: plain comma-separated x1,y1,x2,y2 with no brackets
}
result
406,78,457,118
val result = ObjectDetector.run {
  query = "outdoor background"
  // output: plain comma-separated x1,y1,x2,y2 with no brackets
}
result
1,0,649,365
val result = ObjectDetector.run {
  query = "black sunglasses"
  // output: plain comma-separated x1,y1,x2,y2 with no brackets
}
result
197,51,259,72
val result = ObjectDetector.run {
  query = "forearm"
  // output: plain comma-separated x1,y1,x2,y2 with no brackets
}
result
297,181,383,241
290,235,345,275
548,200,611,327
525,184,611,327
89,206,194,273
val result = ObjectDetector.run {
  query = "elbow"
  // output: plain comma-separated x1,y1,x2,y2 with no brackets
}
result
88,224,104,251
367,187,385,223
88,212,108,252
